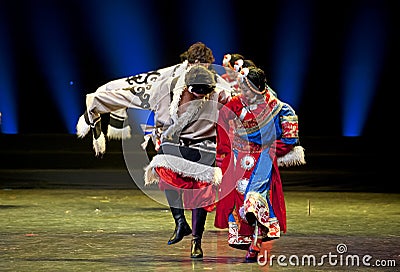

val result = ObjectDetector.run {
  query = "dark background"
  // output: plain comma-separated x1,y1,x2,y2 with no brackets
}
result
0,0,398,137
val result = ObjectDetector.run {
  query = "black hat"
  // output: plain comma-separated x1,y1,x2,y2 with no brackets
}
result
185,65,216,94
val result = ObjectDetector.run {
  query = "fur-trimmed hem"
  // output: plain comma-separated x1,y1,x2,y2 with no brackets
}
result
76,114,90,138
144,164,160,185
107,124,131,140
144,154,222,186
93,132,106,156
278,145,306,167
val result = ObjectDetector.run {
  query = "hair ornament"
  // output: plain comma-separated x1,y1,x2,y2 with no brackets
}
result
238,67,266,95
234,59,244,72
238,67,249,82
223,54,235,70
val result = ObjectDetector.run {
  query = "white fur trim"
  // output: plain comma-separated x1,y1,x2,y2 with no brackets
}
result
144,154,222,186
278,145,306,167
92,132,106,156
107,124,131,140
144,165,160,185
162,85,205,141
169,84,184,118
140,134,151,150
163,99,203,141
76,114,90,138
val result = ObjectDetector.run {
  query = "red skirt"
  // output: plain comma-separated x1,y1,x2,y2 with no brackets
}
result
156,167,217,212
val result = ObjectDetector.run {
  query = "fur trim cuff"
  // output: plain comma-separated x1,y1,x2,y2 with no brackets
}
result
278,145,306,167
93,132,106,156
76,114,91,138
107,124,131,140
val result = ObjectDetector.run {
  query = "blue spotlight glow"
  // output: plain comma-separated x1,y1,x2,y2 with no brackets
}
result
271,0,313,109
29,3,81,134
80,0,163,128
341,4,387,136
0,12,18,134
80,0,160,77
179,0,236,64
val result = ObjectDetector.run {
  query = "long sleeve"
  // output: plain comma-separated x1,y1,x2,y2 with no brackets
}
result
277,102,299,146
82,65,185,156
86,86,152,124
85,63,187,124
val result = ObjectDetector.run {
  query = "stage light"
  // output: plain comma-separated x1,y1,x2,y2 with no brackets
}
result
0,12,18,134
178,0,236,64
28,3,82,134
80,0,160,77
80,0,165,128
341,4,387,136
0,76,18,134
270,0,313,109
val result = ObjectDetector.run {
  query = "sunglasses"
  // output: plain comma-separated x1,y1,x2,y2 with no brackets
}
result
187,84,215,95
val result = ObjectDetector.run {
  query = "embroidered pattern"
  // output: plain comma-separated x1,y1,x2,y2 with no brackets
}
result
236,178,249,195
123,71,161,109
127,86,150,109
232,135,264,152
228,221,252,246
126,71,161,85
281,115,299,138
240,155,255,170
243,192,270,226
267,219,281,238
234,97,283,136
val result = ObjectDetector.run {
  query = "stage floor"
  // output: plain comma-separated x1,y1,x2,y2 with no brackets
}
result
1,189,398,271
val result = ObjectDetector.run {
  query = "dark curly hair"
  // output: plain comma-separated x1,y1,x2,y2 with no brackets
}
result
246,66,266,93
226,53,244,68
186,42,215,64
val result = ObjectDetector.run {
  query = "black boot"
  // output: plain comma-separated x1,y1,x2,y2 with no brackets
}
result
165,190,192,245
190,208,207,259
168,207,192,245
191,238,203,259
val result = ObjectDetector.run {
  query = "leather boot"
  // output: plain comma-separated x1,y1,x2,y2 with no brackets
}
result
191,238,203,259
168,207,192,245
190,208,207,259
165,190,191,245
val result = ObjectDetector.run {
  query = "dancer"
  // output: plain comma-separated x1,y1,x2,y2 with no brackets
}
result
144,64,231,259
222,53,277,96
221,53,250,94
78,42,234,259
76,51,190,155
214,65,305,262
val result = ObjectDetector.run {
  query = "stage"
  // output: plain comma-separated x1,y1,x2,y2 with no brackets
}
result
0,189,399,271
0,134,398,271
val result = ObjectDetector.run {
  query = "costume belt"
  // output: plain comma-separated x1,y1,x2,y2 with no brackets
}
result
158,138,216,167
179,136,216,146
232,135,269,153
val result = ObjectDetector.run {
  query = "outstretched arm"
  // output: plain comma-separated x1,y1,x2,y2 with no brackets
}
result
83,71,161,156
